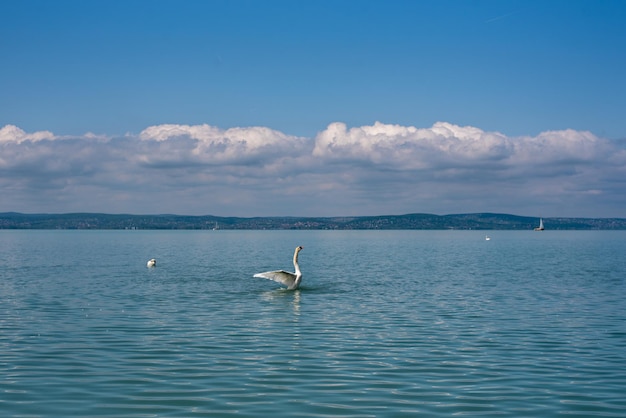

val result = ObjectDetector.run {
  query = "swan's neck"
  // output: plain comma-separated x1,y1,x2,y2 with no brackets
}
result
293,249,301,275
293,248,302,284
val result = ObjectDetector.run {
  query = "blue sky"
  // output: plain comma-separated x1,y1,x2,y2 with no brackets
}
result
1,0,625,217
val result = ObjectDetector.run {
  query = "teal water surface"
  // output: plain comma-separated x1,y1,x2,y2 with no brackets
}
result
1,230,625,417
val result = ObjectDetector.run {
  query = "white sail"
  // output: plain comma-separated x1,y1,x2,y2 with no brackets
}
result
534,218,544,231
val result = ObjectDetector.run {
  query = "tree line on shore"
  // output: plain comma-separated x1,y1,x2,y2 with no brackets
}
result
1,212,625,230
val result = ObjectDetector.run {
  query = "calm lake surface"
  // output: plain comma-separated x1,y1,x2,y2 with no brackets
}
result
1,230,625,417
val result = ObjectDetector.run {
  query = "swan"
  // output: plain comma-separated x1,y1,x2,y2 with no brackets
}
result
254,246,304,290
147,258,156,267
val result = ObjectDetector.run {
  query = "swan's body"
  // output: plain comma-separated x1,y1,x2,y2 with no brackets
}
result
147,258,156,267
254,246,303,290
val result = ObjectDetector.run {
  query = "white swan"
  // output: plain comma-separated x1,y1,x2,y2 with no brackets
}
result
147,258,156,267
254,246,304,290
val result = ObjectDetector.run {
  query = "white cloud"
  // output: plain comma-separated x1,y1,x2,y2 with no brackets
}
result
137,123,308,166
312,121,512,170
139,124,222,142
0,124,56,143
509,129,607,165
312,121,614,176
0,122,624,217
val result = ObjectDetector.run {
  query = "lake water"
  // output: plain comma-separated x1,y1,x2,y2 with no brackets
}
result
1,230,625,417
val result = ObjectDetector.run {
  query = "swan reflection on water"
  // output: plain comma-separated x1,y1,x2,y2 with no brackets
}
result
261,288,301,316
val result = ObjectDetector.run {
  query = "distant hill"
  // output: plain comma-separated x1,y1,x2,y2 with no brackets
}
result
1,212,625,230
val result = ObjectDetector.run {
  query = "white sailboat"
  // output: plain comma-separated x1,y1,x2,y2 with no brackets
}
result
534,218,544,231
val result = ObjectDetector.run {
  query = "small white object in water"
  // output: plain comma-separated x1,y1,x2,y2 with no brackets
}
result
147,258,156,267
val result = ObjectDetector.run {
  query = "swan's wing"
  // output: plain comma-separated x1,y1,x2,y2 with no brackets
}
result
253,270,296,288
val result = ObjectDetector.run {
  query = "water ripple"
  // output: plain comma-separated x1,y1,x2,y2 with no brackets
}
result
1,230,625,417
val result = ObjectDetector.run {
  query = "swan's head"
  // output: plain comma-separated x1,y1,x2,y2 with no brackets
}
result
296,246,303,251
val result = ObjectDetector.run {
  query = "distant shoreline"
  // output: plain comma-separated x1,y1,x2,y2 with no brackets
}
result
1,212,625,230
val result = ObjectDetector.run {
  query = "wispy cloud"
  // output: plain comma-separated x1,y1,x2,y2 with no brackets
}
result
1,122,624,217
484,10,520,24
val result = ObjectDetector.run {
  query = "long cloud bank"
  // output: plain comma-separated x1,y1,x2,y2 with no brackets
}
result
1,122,625,217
